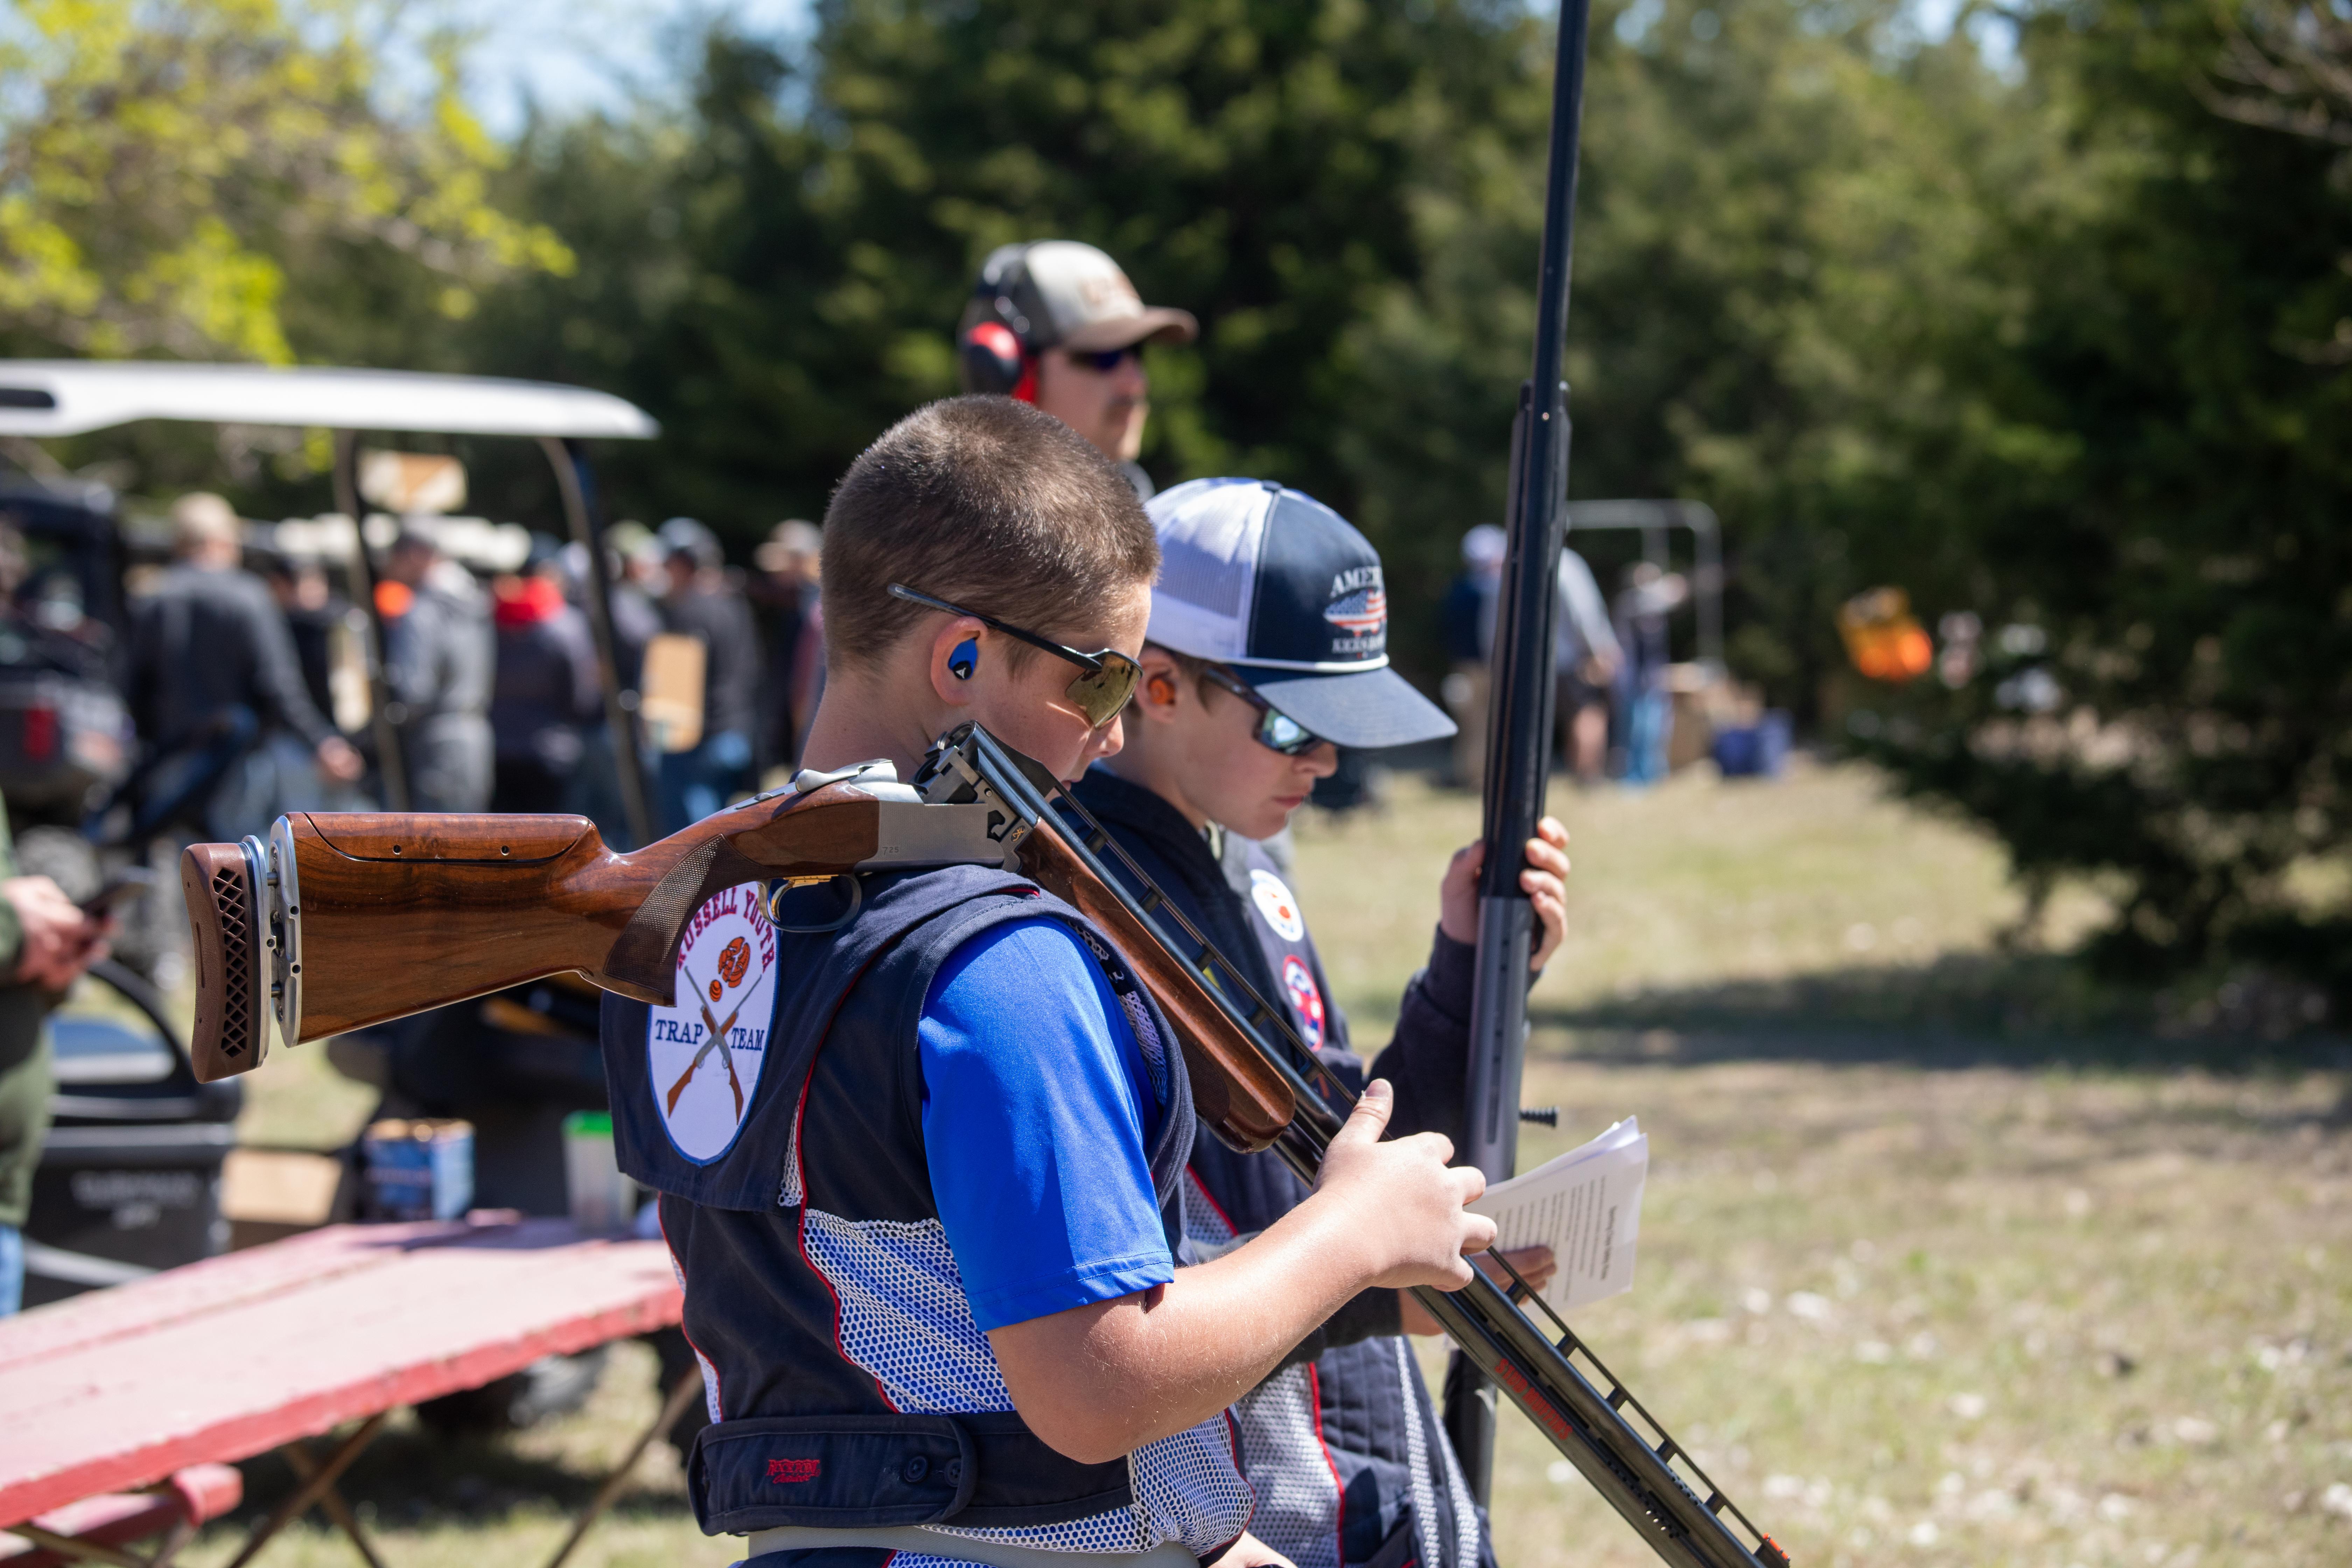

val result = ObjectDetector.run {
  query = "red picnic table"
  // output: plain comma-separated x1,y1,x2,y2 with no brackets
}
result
0,1214,692,1568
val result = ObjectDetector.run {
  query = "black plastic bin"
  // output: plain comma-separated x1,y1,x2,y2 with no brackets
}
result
23,959,241,1309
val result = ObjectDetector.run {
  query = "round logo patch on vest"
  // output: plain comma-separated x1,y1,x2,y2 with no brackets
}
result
1281,955,1325,1051
646,885,778,1164
1249,868,1306,943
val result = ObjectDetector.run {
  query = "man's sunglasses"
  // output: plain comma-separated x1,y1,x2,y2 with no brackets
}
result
888,584,1142,728
1198,664,1324,756
1068,345,1139,373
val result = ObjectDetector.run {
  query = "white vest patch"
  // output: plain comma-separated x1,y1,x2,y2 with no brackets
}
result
646,885,779,1164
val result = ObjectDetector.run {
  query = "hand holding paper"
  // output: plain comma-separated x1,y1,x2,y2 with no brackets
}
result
1467,1116,1648,1312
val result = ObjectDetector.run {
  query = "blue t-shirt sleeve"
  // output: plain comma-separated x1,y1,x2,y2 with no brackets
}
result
919,917,1174,1332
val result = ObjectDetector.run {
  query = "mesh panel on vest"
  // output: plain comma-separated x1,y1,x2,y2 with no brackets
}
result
801,1209,1010,1412
1181,1171,1345,1565
1121,1418,1255,1553
1180,1173,1235,1248
931,1416,1252,1556
1429,1349,1481,1568
801,1205,1253,1555
1071,925,1172,1107
1231,1364,1343,1568
1393,1338,1444,1568
779,1080,809,1210
658,1229,724,1423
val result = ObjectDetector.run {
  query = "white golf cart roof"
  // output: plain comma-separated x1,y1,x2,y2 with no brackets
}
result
0,360,658,440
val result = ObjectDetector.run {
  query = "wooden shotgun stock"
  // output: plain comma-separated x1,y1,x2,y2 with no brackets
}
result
1013,821,1294,1151
177,753,1296,1152
178,775,968,1081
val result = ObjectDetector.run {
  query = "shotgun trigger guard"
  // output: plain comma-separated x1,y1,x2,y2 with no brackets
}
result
765,873,864,933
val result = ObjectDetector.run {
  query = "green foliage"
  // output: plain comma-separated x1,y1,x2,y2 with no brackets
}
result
453,0,1557,654
24,0,2346,993
1838,0,2352,992
0,0,571,364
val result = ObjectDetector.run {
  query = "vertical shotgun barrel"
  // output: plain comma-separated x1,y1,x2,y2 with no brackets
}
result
1447,0,1596,1503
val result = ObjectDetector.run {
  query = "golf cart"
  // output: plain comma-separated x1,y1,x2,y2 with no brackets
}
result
0,364,663,1357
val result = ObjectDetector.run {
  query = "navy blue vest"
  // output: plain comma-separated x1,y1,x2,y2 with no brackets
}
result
1069,770,1491,1568
603,862,1252,1564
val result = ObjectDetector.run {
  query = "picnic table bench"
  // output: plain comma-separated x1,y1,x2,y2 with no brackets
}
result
0,1214,692,1568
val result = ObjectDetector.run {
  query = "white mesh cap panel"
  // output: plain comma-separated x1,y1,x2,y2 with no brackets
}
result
1231,1366,1343,1568
802,1205,1254,1556
1146,479,1270,661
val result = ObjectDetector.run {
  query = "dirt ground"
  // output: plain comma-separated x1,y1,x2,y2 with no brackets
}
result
166,760,2350,1567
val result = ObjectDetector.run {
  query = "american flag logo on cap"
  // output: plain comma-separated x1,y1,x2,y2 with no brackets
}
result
1323,584,1386,636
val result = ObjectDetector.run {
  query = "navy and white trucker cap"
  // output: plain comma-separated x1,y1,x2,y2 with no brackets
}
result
1144,478,1457,750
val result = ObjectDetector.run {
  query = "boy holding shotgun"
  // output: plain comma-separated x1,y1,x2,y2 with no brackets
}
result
602,398,1498,1568
1073,478,1574,1568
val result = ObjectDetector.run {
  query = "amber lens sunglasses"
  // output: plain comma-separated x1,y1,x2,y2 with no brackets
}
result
888,584,1143,728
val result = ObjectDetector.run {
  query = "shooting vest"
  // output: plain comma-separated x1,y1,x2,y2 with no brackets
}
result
1068,772,1490,1568
602,863,1253,1567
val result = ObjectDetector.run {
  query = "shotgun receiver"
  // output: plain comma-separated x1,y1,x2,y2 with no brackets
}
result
179,725,1784,1568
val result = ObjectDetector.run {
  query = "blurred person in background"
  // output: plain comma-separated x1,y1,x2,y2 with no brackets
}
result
490,536,600,814
1442,523,1505,791
956,239,1196,501
563,521,663,849
263,553,345,724
1612,560,1687,787
1555,545,1620,785
654,517,759,830
751,519,823,776
377,528,493,812
127,493,362,840
601,521,663,694
1441,529,1620,790
0,793,112,1315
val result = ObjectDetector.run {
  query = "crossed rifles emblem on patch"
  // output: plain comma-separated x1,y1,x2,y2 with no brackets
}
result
665,934,756,1118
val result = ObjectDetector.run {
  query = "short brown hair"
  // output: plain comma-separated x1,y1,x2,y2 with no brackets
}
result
821,397,1158,671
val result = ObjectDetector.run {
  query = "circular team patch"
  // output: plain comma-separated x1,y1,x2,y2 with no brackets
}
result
1249,868,1306,943
1282,955,1326,1051
646,885,778,1164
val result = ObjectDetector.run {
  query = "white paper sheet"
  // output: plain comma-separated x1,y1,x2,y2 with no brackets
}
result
1466,1116,1647,1311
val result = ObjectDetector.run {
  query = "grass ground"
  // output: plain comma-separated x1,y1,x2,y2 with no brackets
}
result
167,760,2349,1567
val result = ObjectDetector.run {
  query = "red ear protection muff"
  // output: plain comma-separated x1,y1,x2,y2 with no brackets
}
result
962,320,1036,401
959,243,1044,401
